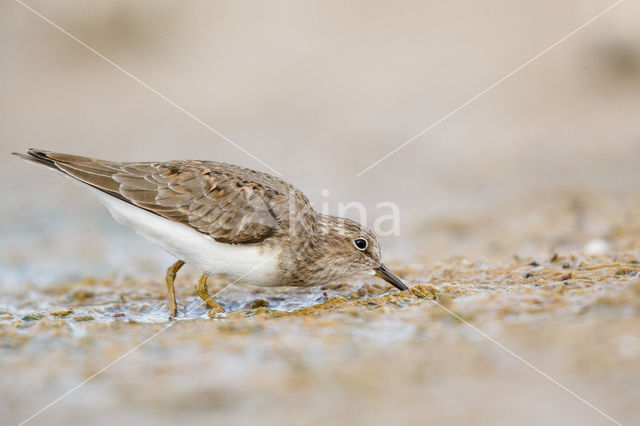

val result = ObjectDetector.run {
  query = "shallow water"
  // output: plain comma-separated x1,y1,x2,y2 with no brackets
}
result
0,274,407,324
2,194,640,425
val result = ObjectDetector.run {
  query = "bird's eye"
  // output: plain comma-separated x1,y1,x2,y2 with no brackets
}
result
353,238,368,251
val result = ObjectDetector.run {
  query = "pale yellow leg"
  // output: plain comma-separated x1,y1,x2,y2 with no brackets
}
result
196,274,225,314
165,260,185,319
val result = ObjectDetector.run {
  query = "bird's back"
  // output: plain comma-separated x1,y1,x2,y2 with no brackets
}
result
14,149,316,245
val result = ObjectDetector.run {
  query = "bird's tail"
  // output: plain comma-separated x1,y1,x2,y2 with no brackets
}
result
12,149,59,170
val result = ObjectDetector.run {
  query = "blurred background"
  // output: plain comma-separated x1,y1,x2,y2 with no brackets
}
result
2,1,640,425
2,0,639,283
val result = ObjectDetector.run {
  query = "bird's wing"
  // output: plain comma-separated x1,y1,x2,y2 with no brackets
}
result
18,149,311,244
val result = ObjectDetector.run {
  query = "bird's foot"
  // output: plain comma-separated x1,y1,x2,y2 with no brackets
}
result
196,274,226,316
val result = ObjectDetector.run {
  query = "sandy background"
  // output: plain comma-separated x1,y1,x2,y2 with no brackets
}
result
1,1,640,425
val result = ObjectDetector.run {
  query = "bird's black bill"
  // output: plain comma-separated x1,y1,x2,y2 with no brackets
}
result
375,263,408,291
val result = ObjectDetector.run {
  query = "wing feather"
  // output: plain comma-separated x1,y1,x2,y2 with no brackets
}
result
18,149,313,244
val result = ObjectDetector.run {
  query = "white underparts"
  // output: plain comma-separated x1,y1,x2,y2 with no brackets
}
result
63,174,282,286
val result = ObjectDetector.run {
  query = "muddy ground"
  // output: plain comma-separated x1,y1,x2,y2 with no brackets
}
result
2,194,639,426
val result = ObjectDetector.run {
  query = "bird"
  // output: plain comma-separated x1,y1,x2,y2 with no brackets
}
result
13,149,408,318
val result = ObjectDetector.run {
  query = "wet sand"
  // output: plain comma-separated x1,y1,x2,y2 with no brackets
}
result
2,194,639,426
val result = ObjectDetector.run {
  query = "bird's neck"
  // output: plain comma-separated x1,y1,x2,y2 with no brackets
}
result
280,214,349,285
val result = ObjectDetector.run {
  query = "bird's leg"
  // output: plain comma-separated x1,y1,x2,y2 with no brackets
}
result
196,274,225,315
165,260,185,319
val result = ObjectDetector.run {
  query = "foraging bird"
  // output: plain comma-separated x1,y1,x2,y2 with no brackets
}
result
13,149,407,318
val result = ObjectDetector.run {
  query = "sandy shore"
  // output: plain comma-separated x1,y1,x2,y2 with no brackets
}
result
2,194,639,426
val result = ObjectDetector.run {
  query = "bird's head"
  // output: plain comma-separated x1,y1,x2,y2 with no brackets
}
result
315,215,408,291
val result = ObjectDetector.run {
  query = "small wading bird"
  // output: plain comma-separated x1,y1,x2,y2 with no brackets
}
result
13,149,408,318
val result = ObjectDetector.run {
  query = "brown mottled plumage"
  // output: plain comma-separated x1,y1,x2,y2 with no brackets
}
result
14,149,407,318
15,150,312,244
